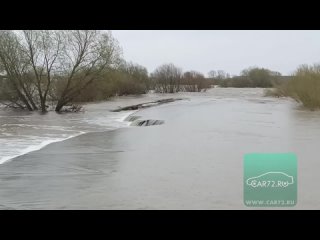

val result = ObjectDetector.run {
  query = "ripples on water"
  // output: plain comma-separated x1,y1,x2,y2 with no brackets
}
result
2,88,320,209
0,103,137,164
0,91,199,165
1,88,319,166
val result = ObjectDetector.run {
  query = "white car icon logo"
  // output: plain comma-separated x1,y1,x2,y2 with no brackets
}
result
246,172,294,187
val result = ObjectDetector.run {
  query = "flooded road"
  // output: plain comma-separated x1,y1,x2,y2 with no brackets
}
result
0,88,320,209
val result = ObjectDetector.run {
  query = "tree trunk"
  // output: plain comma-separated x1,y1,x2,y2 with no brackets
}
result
19,94,33,111
55,101,64,112
40,98,47,112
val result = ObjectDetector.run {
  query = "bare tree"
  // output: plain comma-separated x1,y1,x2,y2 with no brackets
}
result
0,30,121,112
54,30,121,112
208,69,231,86
0,31,37,110
21,30,62,112
216,70,229,80
208,70,216,78
182,71,208,92
152,63,182,93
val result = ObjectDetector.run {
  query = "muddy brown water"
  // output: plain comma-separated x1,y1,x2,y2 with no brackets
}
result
0,88,320,209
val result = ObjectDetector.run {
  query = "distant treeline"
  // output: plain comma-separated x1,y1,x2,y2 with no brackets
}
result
208,67,285,88
149,65,285,93
65,63,211,102
1,30,310,113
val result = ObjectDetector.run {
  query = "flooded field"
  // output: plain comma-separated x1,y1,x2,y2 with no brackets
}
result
0,88,320,209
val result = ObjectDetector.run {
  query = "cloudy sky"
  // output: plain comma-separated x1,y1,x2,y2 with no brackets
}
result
112,30,320,77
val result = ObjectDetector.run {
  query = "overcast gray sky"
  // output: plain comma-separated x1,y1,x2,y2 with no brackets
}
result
112,30,320,77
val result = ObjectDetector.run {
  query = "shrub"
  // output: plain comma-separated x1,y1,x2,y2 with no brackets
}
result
285,64,320,109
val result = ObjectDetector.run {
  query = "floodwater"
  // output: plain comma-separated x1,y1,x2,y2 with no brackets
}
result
0,94,176,164
0,88,320,209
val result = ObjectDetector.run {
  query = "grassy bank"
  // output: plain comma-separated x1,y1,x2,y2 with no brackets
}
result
266,64,320,110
